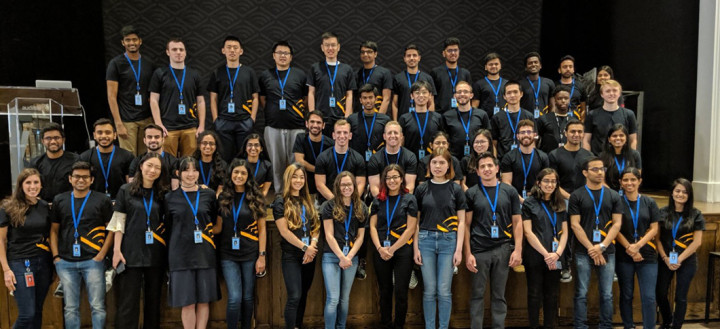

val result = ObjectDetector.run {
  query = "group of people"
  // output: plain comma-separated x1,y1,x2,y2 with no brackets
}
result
0,25,706,329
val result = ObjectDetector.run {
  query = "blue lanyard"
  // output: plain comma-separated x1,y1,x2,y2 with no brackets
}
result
275,67,291,98
540,201,558,238
385,195,401,238
308,135,324,161
333,149,348,174
123,53,142,92
325,61,339,95
199,161,212,186
446,66,459,93
614,156,626,173
71,191,92,240
671,215,684,250
412,110,430,148
485,77,503,103
301,205,307,236
406,70,419,88
480,182,500,224
526,77,541,108
95,146,116,193
143,190,154,229
457,109,473,143
225,65,240,99
247,160,260,178
231,192,246,235
520,149,536,189
584,185,605,227
505,110,521,141
363,65,376,84
384,148,401,165
363,113,377,149
169,65,187,101
344,203,353,242
182,190,201,227
623,195,641,241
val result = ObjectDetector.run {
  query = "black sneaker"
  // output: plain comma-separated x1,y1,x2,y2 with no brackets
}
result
54,282,64,298
356,259,367,280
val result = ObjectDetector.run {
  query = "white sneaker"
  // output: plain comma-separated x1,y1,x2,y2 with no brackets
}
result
409,270,418,289
105,269,116,292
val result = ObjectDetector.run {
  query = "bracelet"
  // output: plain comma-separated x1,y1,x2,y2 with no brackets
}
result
53,255,61,260
311,237,319,243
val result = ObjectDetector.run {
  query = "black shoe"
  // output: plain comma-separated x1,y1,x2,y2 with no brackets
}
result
356,259,367,280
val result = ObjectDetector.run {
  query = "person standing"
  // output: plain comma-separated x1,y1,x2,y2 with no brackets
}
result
583,80,638,155
536,85,572,154
431,37,472,114
314,120,366,203
398,81,444,161
28,123,79,203
472,53,507,118
79,118,134,200
128,124,179,189
461,129,494,191
356,41,393,114
192,130,228,193
238,134,274,197
347,84,391,160
500,120,549,202
293,111,334,197
391,44,436,120
491,81,534,160
443,81,491,158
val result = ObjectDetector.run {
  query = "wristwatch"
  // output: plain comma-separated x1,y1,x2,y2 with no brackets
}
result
301,245,308,252
259,251,267,256
599,243,607,252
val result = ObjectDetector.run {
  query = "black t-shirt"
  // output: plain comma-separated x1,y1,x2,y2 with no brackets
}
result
617,195,659,264
416,155,464,183
431,65,472,113
461,155,480,189
307,61,357,123
519,76,555,114
521,196,567,265
259,67,308,129
355,65,393,112
347,111,391,156
414,180,466,232
106,54,155,122
113,184,167,267
197,158,227,192
392,70,436,118
548,147,595,195
398,111,444,159
466,182,521,252
568,186,623,255
367,147,418,176
601,150,642,192
321,199,368,253
491,109,535,160
536,113,570,153
52,191,113,261
29,152,79,203
246,159,273,191
217,191,259,262
79,146,134,199
370,194,418,245
128,151,179,186
272,194,317,257
292,132,334,194
500,148,550,194
314,147,366,202
472,76,508,118
0,201,51,260
442,108,491,157
207,64,259,121
165,188,218,271
584,107,638,155
555,79,587,114
148,66,204,131
657,206,705,254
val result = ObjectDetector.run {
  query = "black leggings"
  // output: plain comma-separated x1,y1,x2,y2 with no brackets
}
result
281,251,316,329
656,254,697,329
373,244,414,329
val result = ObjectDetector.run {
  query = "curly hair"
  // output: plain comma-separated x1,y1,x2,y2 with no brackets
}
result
192,130,227,189
331,171,366,223
218,158,266,220
282,163,320,234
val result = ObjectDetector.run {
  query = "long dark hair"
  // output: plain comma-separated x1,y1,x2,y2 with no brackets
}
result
331,171,366,223
1,168,41,227
599,124,635,188
129,153,169,201
529,168,565,212
467,129,494,173
377,164,408,201
238,133,270,162
192,130,227,187
665,178,696,232
218,158,266,220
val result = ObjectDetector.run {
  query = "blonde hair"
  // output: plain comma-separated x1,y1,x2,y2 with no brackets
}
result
281,164,320,233
600,79,622,93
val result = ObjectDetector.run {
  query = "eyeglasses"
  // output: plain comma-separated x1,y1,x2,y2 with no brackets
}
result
71,175,91,180
541,179,557,184
360,50,375,55
43,136,62,141
200,142,216,146
385,175,402,181
322,43,339,49
274,51,291,56
587,167,607,173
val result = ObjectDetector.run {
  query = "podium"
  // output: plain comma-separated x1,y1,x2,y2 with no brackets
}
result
0,86,83,190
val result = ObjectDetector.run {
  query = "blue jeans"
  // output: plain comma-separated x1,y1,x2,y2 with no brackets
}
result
616,260,657,329
574,252,615,329
55,258,106,329
8,254,52,329
418,230,457,329
221,259,257,329
321,252,358,329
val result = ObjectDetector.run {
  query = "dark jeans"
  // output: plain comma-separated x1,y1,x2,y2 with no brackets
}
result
8,254,52,329
525,262,561,329
470,243,513,329
221,259,256,329
114,266,164,329
215,117,254,162
657,254,698,329
616,260,657,329
574,252,615,329
282,252,316,329
374,244,414,329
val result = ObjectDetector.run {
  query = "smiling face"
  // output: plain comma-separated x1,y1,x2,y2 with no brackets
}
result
672,183,688,205
383,124,403,148
454,83,473,106
180,164,199,186
339,175,354,198
473,134,490,154
144,128,164,152
140,157,162,183
199,135,217,158
332,124,351,147
411,87,430,107
231,165,249,188
22,174,42,200
477,157,498,181
525,56,541,75
360,91,376,111
443,45,460,64
384,169,403,193
503,83,523,106
290,168,305,193
516,125,536,147
93,124,116,148
620,172,641,194
122,33,142,54
485,58,501,75
538,172,558,197
608,129,627,149
360,46,376,65
273,45,292,67
245,138,263,159
42,130,64,154
565,123,584,146
305,113,325,136
321,37,340,59
597,69,612,84
404,49,420,69
69,169,93,192
601,84,621,104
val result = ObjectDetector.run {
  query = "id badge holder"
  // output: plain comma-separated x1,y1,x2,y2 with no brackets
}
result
493,106,500,115
72,243,81,257
619,190,624,196
522,189,527,199
534,108,540,118
669,251,679,265
232,236,240,250
227,102,235,113
552,240,559,252
418,149,425,160
365,150,372,162
511,143,518,150
450,98,458,108
329,97,336,108
279,98,287,110
342,245,350,256
145,231,154,244
105,190,111,199
464,144,471,156
25,272,35,287
409,106,415,113
555,261,563,270
383,239,392,248
178,103,186,115
194,230,203,244
491,225,499,239
301,236,310,245
592,229,602,243
558,142,565,148
135,93,142,106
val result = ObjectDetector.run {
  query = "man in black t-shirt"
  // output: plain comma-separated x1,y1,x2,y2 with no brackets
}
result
367,121,418,196
28,123,79,203
207,36,259,162
106,25,154,156
128,124,179,190
262,41,309,193
491,80,535,160
537,85,571,153
391,44,436,120
500,120,549,202
79,119,134,200
307,32,357,136
314,120,366,203
347,84,390,160
582,80,638,155
519,52,556,116
443,81,491,157
356,40,393,114
149,37,206,157
549,119,594,200
293,110,334,197
552,55,586,120
431,37,472,114
472,52,508,118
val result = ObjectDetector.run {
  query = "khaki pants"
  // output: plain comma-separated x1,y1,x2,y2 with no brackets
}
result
164,128,197,157
118,117,153,156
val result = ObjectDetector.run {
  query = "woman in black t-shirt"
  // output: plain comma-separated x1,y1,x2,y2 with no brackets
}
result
110,153,170,329
370,164,418,329
462,129,494,191
656,178,705,329
238,133,273,196
0,169,52,329
214,158,267,329
599,124,641,193
272,163,321,329
192,130,227,194
522,168,568,329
